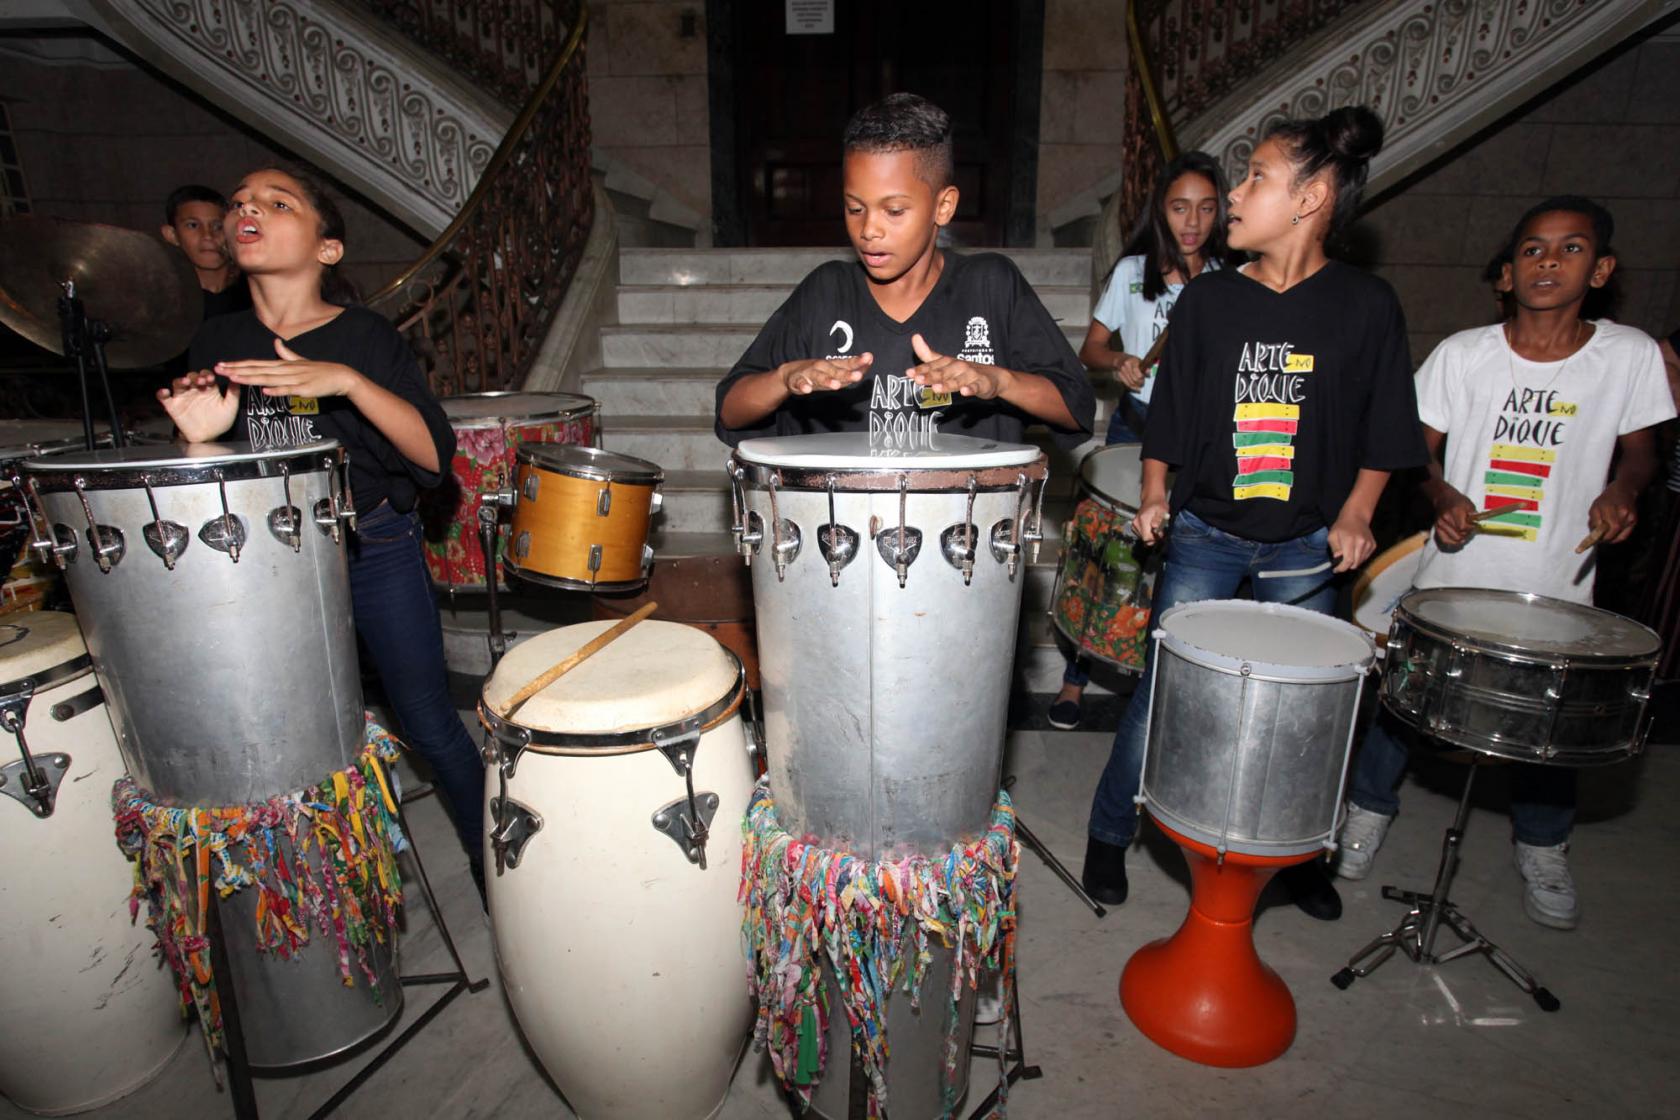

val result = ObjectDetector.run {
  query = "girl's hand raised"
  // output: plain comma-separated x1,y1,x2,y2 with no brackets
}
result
217,338,364,400
156,370,238,442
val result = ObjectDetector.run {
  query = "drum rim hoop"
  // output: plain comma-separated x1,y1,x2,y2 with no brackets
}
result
479,656,746,754
442,390,596,428
1377,694,1645,766
0,650,93,699
21,442,344,491
1393,587,1661,663
500,557,649,594
728,453,1048,492
515,443,662,484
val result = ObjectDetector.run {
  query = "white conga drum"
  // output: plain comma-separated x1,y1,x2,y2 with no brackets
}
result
0,612,185,1115
478,620,754,1120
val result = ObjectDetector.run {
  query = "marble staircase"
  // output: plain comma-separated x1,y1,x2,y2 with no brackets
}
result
582,246,1117,695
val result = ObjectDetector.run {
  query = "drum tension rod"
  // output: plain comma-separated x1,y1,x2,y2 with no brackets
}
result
0,688,70,818
267,465,303,553
651,726,715,869
818,474,858,587
727,461,763,562
876,474,922,587
72,476,124,572
19,475,75,569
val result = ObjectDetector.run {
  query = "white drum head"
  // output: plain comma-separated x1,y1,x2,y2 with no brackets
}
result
1353,532,1426,637
1402,587,1660,659
1160,600,1374,677
441,392,594,426
736,431,1040,470
0,612,87,685
21,439,339,472
1078,443,1143,510
484,619,739,734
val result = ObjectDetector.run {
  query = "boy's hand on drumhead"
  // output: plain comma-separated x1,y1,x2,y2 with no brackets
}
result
1115,355,1147,391
907,333,1007,399
1432,489,1477,550
156,370,237,442
1587,482,1639,545
1328,512,1375,573
781,354,871,395
1132,499,1171,545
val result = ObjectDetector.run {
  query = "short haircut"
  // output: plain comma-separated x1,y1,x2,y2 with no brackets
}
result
164,184,228,225
1502,194,1615,260
841,93,954,190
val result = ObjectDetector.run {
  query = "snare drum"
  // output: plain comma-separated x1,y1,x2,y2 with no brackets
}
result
479,620,753,1120
423,392,598,588
505,444,663,591
1051,443,1157,672
1351,531,1426,645
1140,600,1375,856
1382,587,1660,766
0,613,185,1115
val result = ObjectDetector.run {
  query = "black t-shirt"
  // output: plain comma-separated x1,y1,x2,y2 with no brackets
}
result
188,306,454,515
1143,261,1428,541
714,252,1095,450
166,279,255,377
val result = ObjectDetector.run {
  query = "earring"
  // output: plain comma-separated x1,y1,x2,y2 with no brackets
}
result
1291,214,1300,225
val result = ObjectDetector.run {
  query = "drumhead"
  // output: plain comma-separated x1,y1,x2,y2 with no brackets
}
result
1352,531,1426,636
440,392,595,427
0,611,89,689
736,431,1040,470
1399,587,1661,659
1159,600,1374,678
1077,443,1143,511
0,419,127,464
483,619,739,737
519,443,662,484
20,439,340,473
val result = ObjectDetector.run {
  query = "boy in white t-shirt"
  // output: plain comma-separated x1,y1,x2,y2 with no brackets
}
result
1335,196,1674,929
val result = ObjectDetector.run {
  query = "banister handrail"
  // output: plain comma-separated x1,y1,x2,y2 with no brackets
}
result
1126,1,1179,164
367,2,589,310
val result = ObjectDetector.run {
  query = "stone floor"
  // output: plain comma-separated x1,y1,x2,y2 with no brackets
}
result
7,710,1678,1120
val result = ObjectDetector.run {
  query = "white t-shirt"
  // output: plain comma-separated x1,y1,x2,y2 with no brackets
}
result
1411,321,1674,603
1091,254,1220,406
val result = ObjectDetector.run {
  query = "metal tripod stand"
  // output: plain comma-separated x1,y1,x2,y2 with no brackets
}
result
1331,759,1560,1012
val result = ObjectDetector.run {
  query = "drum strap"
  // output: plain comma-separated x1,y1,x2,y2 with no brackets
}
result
111,715,407,1060
741,781,1020,1120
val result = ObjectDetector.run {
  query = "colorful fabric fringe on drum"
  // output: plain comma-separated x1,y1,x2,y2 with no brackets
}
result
739,780,1020,1119
111,715,408,1057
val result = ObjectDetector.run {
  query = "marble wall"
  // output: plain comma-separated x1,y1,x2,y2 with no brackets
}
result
1035,0,1127,246
1358,28,1680,362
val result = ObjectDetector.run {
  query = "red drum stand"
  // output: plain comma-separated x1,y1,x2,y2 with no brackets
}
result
1120,821,1315,1067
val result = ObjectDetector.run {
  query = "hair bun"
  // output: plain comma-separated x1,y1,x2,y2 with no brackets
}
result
1323,105,1384,164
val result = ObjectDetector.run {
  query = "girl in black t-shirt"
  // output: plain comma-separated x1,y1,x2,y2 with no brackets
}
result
1081,107,1428,914
158,166,486,897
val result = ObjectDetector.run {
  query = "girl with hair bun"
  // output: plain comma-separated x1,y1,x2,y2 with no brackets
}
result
1080,106,1429,919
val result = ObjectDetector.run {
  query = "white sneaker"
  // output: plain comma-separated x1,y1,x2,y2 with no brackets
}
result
1334,803,1393,881
973,972,1004,1026
1514,841,1579,930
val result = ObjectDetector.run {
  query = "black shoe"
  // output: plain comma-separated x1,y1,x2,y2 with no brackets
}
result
1279,859,1341,921
1081,836,1129,905
1047,698,1082,730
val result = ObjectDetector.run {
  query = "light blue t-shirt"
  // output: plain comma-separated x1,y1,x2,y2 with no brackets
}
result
1091,254,1220,405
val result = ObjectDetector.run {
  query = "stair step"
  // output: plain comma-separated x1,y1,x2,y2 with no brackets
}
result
600,322,1085,369
601,413,733,471
617,283,1091,326
584,367,722,417
619,247,1090,289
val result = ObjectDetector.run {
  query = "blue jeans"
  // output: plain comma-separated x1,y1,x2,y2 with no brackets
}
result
1087,509,1337,847
349,503,485,872
1349,708,1576,847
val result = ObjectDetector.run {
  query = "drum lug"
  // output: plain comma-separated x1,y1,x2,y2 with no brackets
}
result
0,688,68,819
524,472,540,502
939,476,981,585
651,725,713,868
596,486,612,516
488,795,543,872
313,498,343,542
138,475,191,569
651,791,720,869
728,461,762,562
649,488,664,516
267,464,303,552
199,473,245,562
769,519,801,581
71,477,124,572
641,543,655,579
817,475,858,586
735,510,764,559
32,523,78,568
989,518,1021,578
513,530,531,560
877,527,921,586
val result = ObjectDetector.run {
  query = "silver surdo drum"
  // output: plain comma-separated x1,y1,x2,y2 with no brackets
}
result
729,432,1046,856
18,441,399,1069
1140,601,1376,857
1382,587,1659,766
729,432,1045,1120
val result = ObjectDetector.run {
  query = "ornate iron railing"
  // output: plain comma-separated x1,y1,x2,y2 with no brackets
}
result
366,0,592,397
1121,0,1368,233
360,0,564,106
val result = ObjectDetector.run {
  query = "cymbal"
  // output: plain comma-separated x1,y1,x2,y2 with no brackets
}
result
0,215,202,369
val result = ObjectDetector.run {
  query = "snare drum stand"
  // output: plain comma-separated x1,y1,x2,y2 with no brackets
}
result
1331,758,1560,1012
210,797,491,1119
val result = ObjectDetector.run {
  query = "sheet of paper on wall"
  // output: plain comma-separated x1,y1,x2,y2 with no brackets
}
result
786,0,834,35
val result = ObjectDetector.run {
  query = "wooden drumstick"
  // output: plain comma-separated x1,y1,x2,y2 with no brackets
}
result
499,601,659,719
1468,506,1506,523
1575,525,1608,554
1138,328,1169,371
